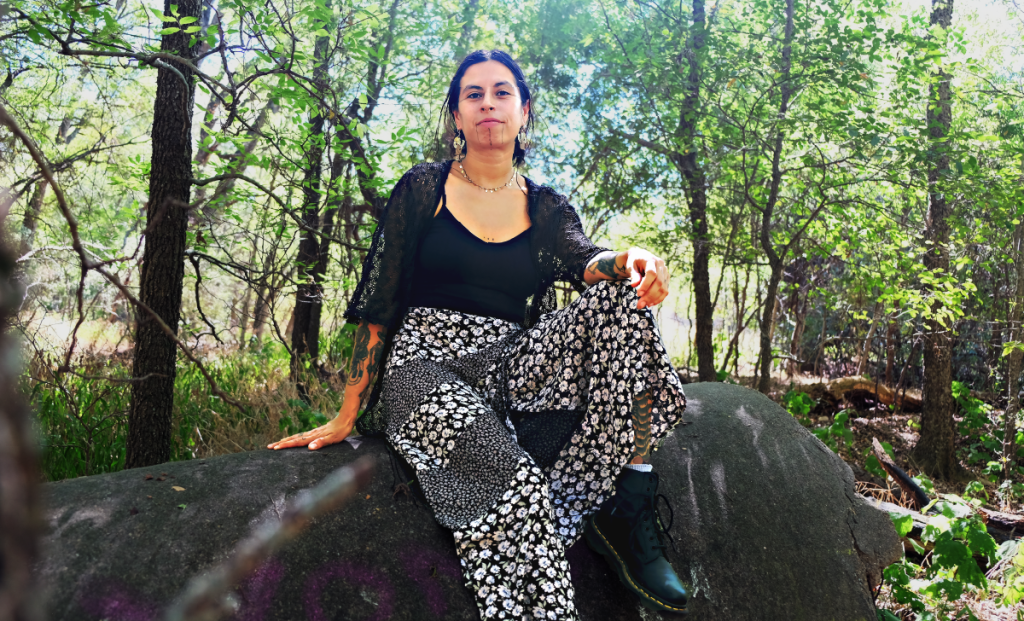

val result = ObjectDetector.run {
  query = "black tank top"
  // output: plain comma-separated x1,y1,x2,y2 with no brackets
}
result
409,196,540,323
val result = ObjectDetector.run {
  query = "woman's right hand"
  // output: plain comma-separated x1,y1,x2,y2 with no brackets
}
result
267,412,356,451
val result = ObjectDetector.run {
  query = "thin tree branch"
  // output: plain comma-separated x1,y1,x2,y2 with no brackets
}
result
0,101,246,412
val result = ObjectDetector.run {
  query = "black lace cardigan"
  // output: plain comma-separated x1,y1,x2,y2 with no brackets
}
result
344,159,610,432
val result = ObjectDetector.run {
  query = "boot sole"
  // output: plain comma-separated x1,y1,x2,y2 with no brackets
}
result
584,516,688,614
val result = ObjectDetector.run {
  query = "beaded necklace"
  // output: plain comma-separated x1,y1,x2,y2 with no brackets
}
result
458,162,518,193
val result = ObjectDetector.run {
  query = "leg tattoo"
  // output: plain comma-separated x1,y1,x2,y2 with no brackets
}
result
631,386,654,462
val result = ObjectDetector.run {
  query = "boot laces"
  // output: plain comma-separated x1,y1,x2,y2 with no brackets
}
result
633,492,678,558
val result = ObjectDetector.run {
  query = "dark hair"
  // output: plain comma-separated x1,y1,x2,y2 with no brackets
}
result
438,50,534,167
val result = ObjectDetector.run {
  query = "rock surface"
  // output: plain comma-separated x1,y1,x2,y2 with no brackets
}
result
37,382,900,620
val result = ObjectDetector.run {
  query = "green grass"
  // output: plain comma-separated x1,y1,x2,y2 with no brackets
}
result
26,334,351,482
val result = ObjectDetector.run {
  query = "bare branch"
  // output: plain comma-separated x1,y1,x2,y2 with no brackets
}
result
0,101,247,412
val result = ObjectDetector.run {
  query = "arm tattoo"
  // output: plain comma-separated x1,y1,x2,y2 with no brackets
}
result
358,332,386,403
346,323,372,387
347,324,388,404
586,251,627,280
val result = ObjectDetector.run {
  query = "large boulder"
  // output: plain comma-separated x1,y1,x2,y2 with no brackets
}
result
37,382,900,620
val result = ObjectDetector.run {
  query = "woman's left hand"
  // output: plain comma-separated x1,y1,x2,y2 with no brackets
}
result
624,247,670,309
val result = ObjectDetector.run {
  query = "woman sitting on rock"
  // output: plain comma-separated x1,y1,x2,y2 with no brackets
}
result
269,49,689,620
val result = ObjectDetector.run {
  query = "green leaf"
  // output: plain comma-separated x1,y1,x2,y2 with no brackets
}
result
159,27,181,35
179,15,198,24
890,512,914,537
184,26,202,33
1002,341,1024,358
865,455,886,479
881,441,896,462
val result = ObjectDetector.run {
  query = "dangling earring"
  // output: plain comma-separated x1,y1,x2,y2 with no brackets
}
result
517,125,531,151
453,130,466,162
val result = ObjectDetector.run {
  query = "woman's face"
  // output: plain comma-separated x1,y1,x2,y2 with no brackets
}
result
452,60,530,154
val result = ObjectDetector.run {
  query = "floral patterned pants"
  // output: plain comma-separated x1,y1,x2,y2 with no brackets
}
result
379,281,687,620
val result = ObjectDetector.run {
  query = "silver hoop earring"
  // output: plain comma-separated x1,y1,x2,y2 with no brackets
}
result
453,130,466,162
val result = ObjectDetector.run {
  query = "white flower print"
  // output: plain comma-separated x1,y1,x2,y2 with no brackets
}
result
384,288,686,621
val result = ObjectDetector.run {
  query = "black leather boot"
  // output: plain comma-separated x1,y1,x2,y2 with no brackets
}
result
585,468,688,614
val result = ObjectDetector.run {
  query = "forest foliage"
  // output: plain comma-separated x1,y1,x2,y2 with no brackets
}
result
3,0,1024,617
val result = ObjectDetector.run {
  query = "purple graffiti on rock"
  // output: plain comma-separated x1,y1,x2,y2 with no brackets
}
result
304,560,394,621
398,544,463,617
238,559,285,621
73,542,469,620
77,580,158,621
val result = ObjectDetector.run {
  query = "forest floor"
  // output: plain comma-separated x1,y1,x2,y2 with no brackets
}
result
731,374,1024,621
723,373,1022,511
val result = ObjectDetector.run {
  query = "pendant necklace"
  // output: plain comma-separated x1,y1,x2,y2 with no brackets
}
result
459,163,518,193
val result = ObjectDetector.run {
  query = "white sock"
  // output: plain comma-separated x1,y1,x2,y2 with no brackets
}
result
624,463,653,472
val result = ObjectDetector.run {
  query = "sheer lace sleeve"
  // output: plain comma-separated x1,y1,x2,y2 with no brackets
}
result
552,196,611,291
344,167,430,329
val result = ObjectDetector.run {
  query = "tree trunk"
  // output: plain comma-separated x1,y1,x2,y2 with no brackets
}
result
678,0,715,382
290,26,331,395
912,0,957,480
1003,205,1024,478
252,284,270,341
885,304,899,386
301,156,348,370
252,264,277,341
722,265,750,375
198,102,278,216
291,0,396,387
253,267,292,343
300,202,341,365
989,284,1004,392
19,180,46,257
757,263,784,393
788,283,808,377
857,300,883,377
756,0,794,394
126,0,203,469
289,155,327,379
196,98,221,167
815,306,828,378
237,284,252,344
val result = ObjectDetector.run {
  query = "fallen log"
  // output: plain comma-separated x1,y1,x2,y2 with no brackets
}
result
792,377,923,412
866,497,1022,544
828,377,922,411
871,437,929,510
978,508,1024,541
